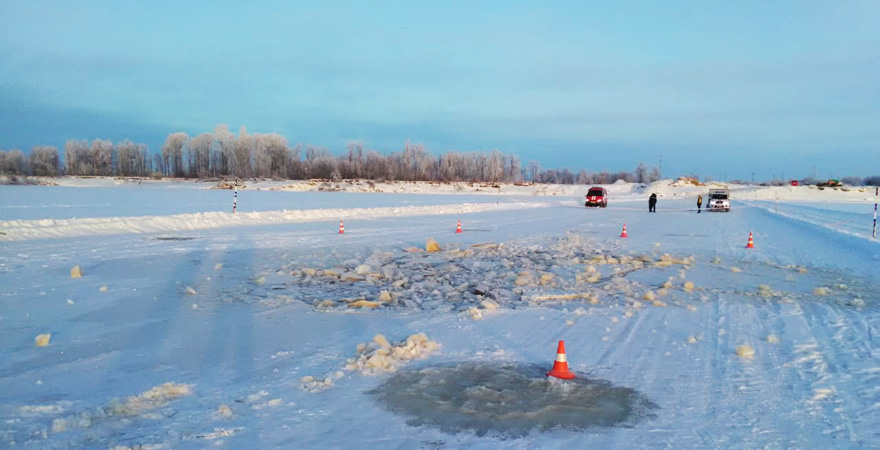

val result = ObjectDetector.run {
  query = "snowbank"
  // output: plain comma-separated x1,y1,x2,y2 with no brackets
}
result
0,201,549,241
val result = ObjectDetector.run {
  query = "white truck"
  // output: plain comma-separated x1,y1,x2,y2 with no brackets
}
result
707,188,730,212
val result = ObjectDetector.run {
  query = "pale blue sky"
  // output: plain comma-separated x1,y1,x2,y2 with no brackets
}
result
1,0,878,179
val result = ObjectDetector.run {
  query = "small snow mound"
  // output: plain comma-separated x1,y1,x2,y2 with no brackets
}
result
52,382,192,433
217,404,233,418
766,335,780,344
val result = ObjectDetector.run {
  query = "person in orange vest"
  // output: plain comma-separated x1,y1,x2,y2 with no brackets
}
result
697,194,702,213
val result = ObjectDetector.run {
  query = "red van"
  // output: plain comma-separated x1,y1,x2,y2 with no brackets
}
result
584,187,608,208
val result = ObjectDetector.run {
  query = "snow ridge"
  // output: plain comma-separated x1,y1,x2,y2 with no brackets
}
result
0,202,549,241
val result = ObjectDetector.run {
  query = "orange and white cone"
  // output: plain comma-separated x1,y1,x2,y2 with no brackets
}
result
546,340,576,380
620,223,628,238
455,220,462,234
339,220,345,234
745,231,754,248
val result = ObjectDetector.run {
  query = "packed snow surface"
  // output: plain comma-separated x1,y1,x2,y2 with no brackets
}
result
1,178,879,448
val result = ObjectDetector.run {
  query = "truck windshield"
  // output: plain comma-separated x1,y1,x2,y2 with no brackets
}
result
588,189,604,196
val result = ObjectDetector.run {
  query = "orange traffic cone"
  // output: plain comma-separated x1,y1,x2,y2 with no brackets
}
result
620,223,628,238
339,220,345,234
745,231,754,248
546,340,576,380
455,220,462,234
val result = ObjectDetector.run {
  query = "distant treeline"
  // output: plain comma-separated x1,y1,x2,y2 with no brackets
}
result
0,124,667,185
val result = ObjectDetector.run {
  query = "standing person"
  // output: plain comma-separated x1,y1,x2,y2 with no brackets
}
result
648,193,657,213
697,194,703,213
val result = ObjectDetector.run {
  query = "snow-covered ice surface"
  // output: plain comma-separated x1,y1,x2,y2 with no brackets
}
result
1,179,879,448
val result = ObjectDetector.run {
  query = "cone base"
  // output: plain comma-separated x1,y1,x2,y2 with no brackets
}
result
547,368,576,380
620,234,628,238
745,244,753,248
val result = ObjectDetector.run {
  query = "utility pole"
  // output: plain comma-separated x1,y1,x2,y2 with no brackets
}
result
659,155,663,179
873,187,877,239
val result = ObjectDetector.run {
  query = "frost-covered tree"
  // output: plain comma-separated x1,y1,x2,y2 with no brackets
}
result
115,140,150,176
0,149,27,175
161,133,187,177
186,133,213,177
64,140,91,175
29,146,60,176
89,139,114,176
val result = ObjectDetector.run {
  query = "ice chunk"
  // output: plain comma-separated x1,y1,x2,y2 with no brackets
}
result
340,273,365,282
683,281,694,292
99,285,108,292
736,345,755,359
378,290,392,303
813,287,828,296
70,265,83,279
214,263,223,270
373,334,392,349
184,286,197,295
426,238,442,252
730,267,742,273
355,264,371,275
349,300,380,308
642,290,656,301
812,388,833,401
766,334,779,344
686,336,698,344
35,333,51,347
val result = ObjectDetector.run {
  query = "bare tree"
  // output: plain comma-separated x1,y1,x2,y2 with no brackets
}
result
527,161,540,182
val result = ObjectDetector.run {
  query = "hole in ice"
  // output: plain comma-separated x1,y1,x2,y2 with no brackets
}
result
151,236,197,241
370,362,657,437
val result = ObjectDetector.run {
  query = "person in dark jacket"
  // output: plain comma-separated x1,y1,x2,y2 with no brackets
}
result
697,194,702,213
648,193,657,212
